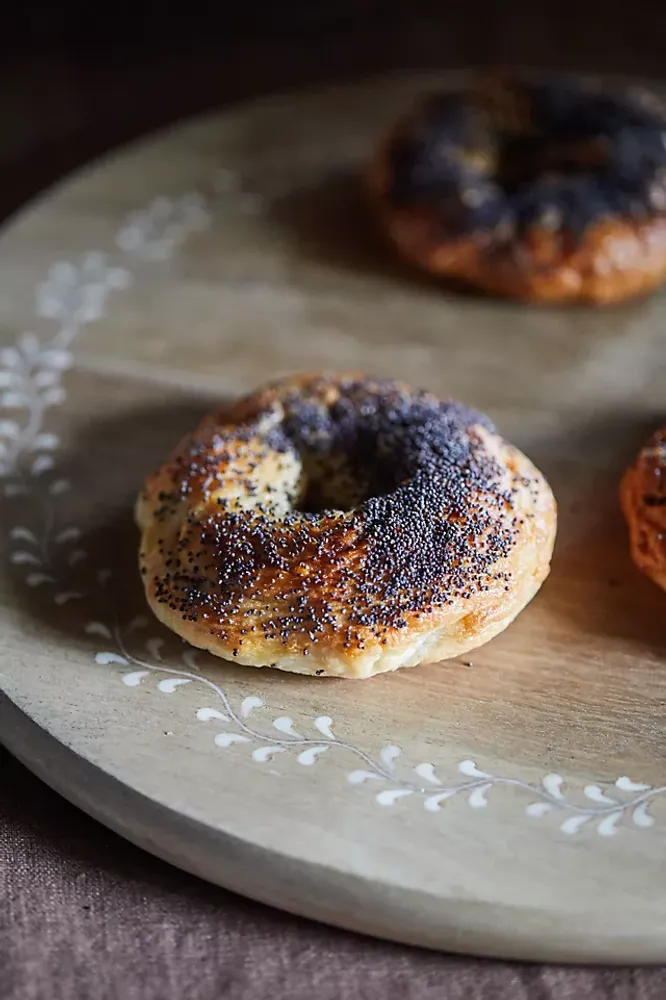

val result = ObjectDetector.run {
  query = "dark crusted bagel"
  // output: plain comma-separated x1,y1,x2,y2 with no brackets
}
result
621,426,666,591
368,73,666,304
136,373,556,678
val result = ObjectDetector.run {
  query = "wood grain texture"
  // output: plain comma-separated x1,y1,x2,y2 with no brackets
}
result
2,71,666,963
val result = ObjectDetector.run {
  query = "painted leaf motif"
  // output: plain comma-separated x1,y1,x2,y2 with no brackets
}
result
424,791,456,812
313,716,334,739
33,433,60,451
414,762,440,785
1,392,29,407
375,789,413,806
19,332,40,356
181,649,201,672
560,814,590,835
297,746,328,766
9,526,37,543
95,652,128,666
347,770,381,785
31,455,55,476
41,387,66,407
584,784,618,805
526,802,552,819
616,776,651,792
55,526,81,544
122,671,149,687
459,760,490,779
542,773,565,800
632,802,655,828
26,572,54,586
40,350,73,370
116,225,142,253
10,551,40,565
467,784,491,809
53,259,80,280
82,250,106,272
272,716,301,737
50,479,71,495
150,196,172,218
252,746,286,763
157,677,190,694
214,733,251,748
85,622,112,639
379,745,401,769
146,637,164,661
106,266,131,289
0,349,21,368
54,591,83,605
195,708,229,723
597,812,623,837
240,696,264,718
34,371,60,389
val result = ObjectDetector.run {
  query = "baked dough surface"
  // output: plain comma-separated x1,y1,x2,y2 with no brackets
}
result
621,427,666,592
368,74,666,304
137,373,557,678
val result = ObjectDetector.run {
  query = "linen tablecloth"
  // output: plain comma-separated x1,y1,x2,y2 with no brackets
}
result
4,747,665,1000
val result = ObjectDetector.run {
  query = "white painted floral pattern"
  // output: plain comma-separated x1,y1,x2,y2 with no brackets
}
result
36,253,131,337
116,194,210,260
2,177,664,840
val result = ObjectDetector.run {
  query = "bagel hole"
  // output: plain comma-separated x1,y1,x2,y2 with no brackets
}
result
495,135,608,192
296,454,371,515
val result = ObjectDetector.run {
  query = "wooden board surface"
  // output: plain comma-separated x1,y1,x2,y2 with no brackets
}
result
2,71,666,963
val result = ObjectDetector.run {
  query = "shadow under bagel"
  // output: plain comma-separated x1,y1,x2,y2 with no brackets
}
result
266,167,486,301
267,165,666,314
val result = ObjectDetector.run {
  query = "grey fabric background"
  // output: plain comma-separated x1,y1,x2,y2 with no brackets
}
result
2,4,666,996
3,748,665,1000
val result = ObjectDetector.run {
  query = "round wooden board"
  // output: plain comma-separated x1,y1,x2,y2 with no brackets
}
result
2,71,666,965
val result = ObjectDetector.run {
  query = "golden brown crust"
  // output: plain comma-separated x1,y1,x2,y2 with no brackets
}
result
137,373,557,678
367,76,666,305
621,428,666,590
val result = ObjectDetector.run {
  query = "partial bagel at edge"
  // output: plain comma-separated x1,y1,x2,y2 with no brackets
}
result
367,72,666,304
